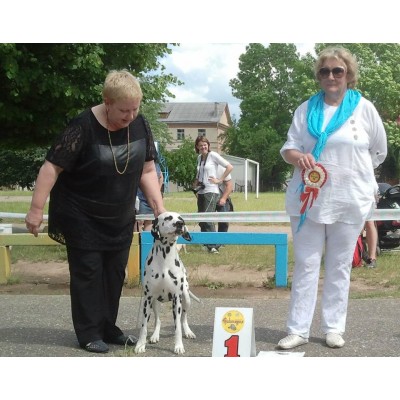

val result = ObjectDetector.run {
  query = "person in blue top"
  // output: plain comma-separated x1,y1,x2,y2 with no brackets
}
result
278,47,387,350
137,158,164,231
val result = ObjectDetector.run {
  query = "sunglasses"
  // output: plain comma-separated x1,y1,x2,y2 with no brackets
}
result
318,67,346,79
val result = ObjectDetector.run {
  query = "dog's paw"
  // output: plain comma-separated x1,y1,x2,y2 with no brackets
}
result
149,334,160,344
184,330,196,339
174,344,185,355
134,342,147,354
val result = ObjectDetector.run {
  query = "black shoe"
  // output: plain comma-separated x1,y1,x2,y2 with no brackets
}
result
82,340,109,353
106,334,137,346
365,258,377,268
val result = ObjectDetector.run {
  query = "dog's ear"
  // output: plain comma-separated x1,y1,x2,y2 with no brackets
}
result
182,225,192,242
151,218,160,240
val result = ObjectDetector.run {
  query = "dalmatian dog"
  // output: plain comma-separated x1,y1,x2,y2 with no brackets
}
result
135,211,200,355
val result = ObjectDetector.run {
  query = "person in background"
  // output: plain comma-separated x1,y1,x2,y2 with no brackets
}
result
25,70,165,354
137,158,164,231
278,47,387,350
193,135,233,253
364,220,378,268
216,164,234,233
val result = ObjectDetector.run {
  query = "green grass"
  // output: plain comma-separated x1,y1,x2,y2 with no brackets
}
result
162,191,286,213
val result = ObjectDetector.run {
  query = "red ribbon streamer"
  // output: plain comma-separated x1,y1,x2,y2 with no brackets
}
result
300,186,320,215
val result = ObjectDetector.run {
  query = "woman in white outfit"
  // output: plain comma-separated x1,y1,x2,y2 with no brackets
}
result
193,136,233,253
278,47,387,350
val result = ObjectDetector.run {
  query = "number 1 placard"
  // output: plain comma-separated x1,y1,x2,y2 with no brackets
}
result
212,307,256,357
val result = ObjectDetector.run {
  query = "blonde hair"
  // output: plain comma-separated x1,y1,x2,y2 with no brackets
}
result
102,70,143,102
314,46,359,89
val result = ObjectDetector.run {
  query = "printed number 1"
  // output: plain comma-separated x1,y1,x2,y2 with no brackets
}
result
224,335,240,357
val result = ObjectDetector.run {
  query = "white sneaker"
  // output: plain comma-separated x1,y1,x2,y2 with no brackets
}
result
209,247,219,254
326,333,345,348
277,334,308,349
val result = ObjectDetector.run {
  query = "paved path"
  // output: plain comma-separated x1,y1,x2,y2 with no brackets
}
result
1,294,399,357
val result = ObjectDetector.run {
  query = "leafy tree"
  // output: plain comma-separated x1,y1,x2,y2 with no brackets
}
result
0,147,47,189
163,138,198,191
0,43,180,148
226,43,316,190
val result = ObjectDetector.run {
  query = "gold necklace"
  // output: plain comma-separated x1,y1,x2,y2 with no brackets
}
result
107,120,130,175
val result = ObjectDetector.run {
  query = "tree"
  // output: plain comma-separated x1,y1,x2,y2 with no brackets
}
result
226,43,316,190
0,43,180,148
163,138,198,191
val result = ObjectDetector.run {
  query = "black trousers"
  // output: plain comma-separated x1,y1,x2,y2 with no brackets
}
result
66,246,130,346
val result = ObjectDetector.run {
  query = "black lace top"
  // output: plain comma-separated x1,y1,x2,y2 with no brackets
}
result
46,109,156,250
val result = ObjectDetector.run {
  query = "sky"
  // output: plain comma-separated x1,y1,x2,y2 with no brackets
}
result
159,43,315,120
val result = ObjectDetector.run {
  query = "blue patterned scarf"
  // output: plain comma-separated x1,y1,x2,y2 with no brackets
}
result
297,89,362,231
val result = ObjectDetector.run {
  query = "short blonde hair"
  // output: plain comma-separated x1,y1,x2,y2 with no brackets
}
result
102,70,143,102
314,46,359,89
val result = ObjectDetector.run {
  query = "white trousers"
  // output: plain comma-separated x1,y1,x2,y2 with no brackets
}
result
287,217,364,338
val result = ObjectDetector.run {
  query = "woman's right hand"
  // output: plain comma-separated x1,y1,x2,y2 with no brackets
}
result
25,209,43,237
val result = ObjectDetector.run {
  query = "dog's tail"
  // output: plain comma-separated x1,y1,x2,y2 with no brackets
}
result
189,290,201,303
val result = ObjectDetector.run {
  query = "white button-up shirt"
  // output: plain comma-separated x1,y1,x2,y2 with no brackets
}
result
281,96,387,224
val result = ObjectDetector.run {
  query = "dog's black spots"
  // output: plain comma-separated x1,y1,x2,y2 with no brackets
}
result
174,280,178,286
161,248,166,259
165,246,170,254
157,295,164,302
162,273,165,278
181,277,184,282
180,284,183,291
178,307,181,315
143,270,146,276
168,292,173,301
168,270,177,280
164,215,173,222
173,310,176,321
147,256,153,265
155,273,159,279
175,259,180,267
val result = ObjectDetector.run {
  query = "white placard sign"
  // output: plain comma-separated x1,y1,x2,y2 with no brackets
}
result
212,307,256,357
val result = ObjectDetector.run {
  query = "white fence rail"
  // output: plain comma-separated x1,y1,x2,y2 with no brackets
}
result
2,209,400,223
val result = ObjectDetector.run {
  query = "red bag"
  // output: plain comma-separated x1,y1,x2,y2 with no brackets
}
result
352,235,364,268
